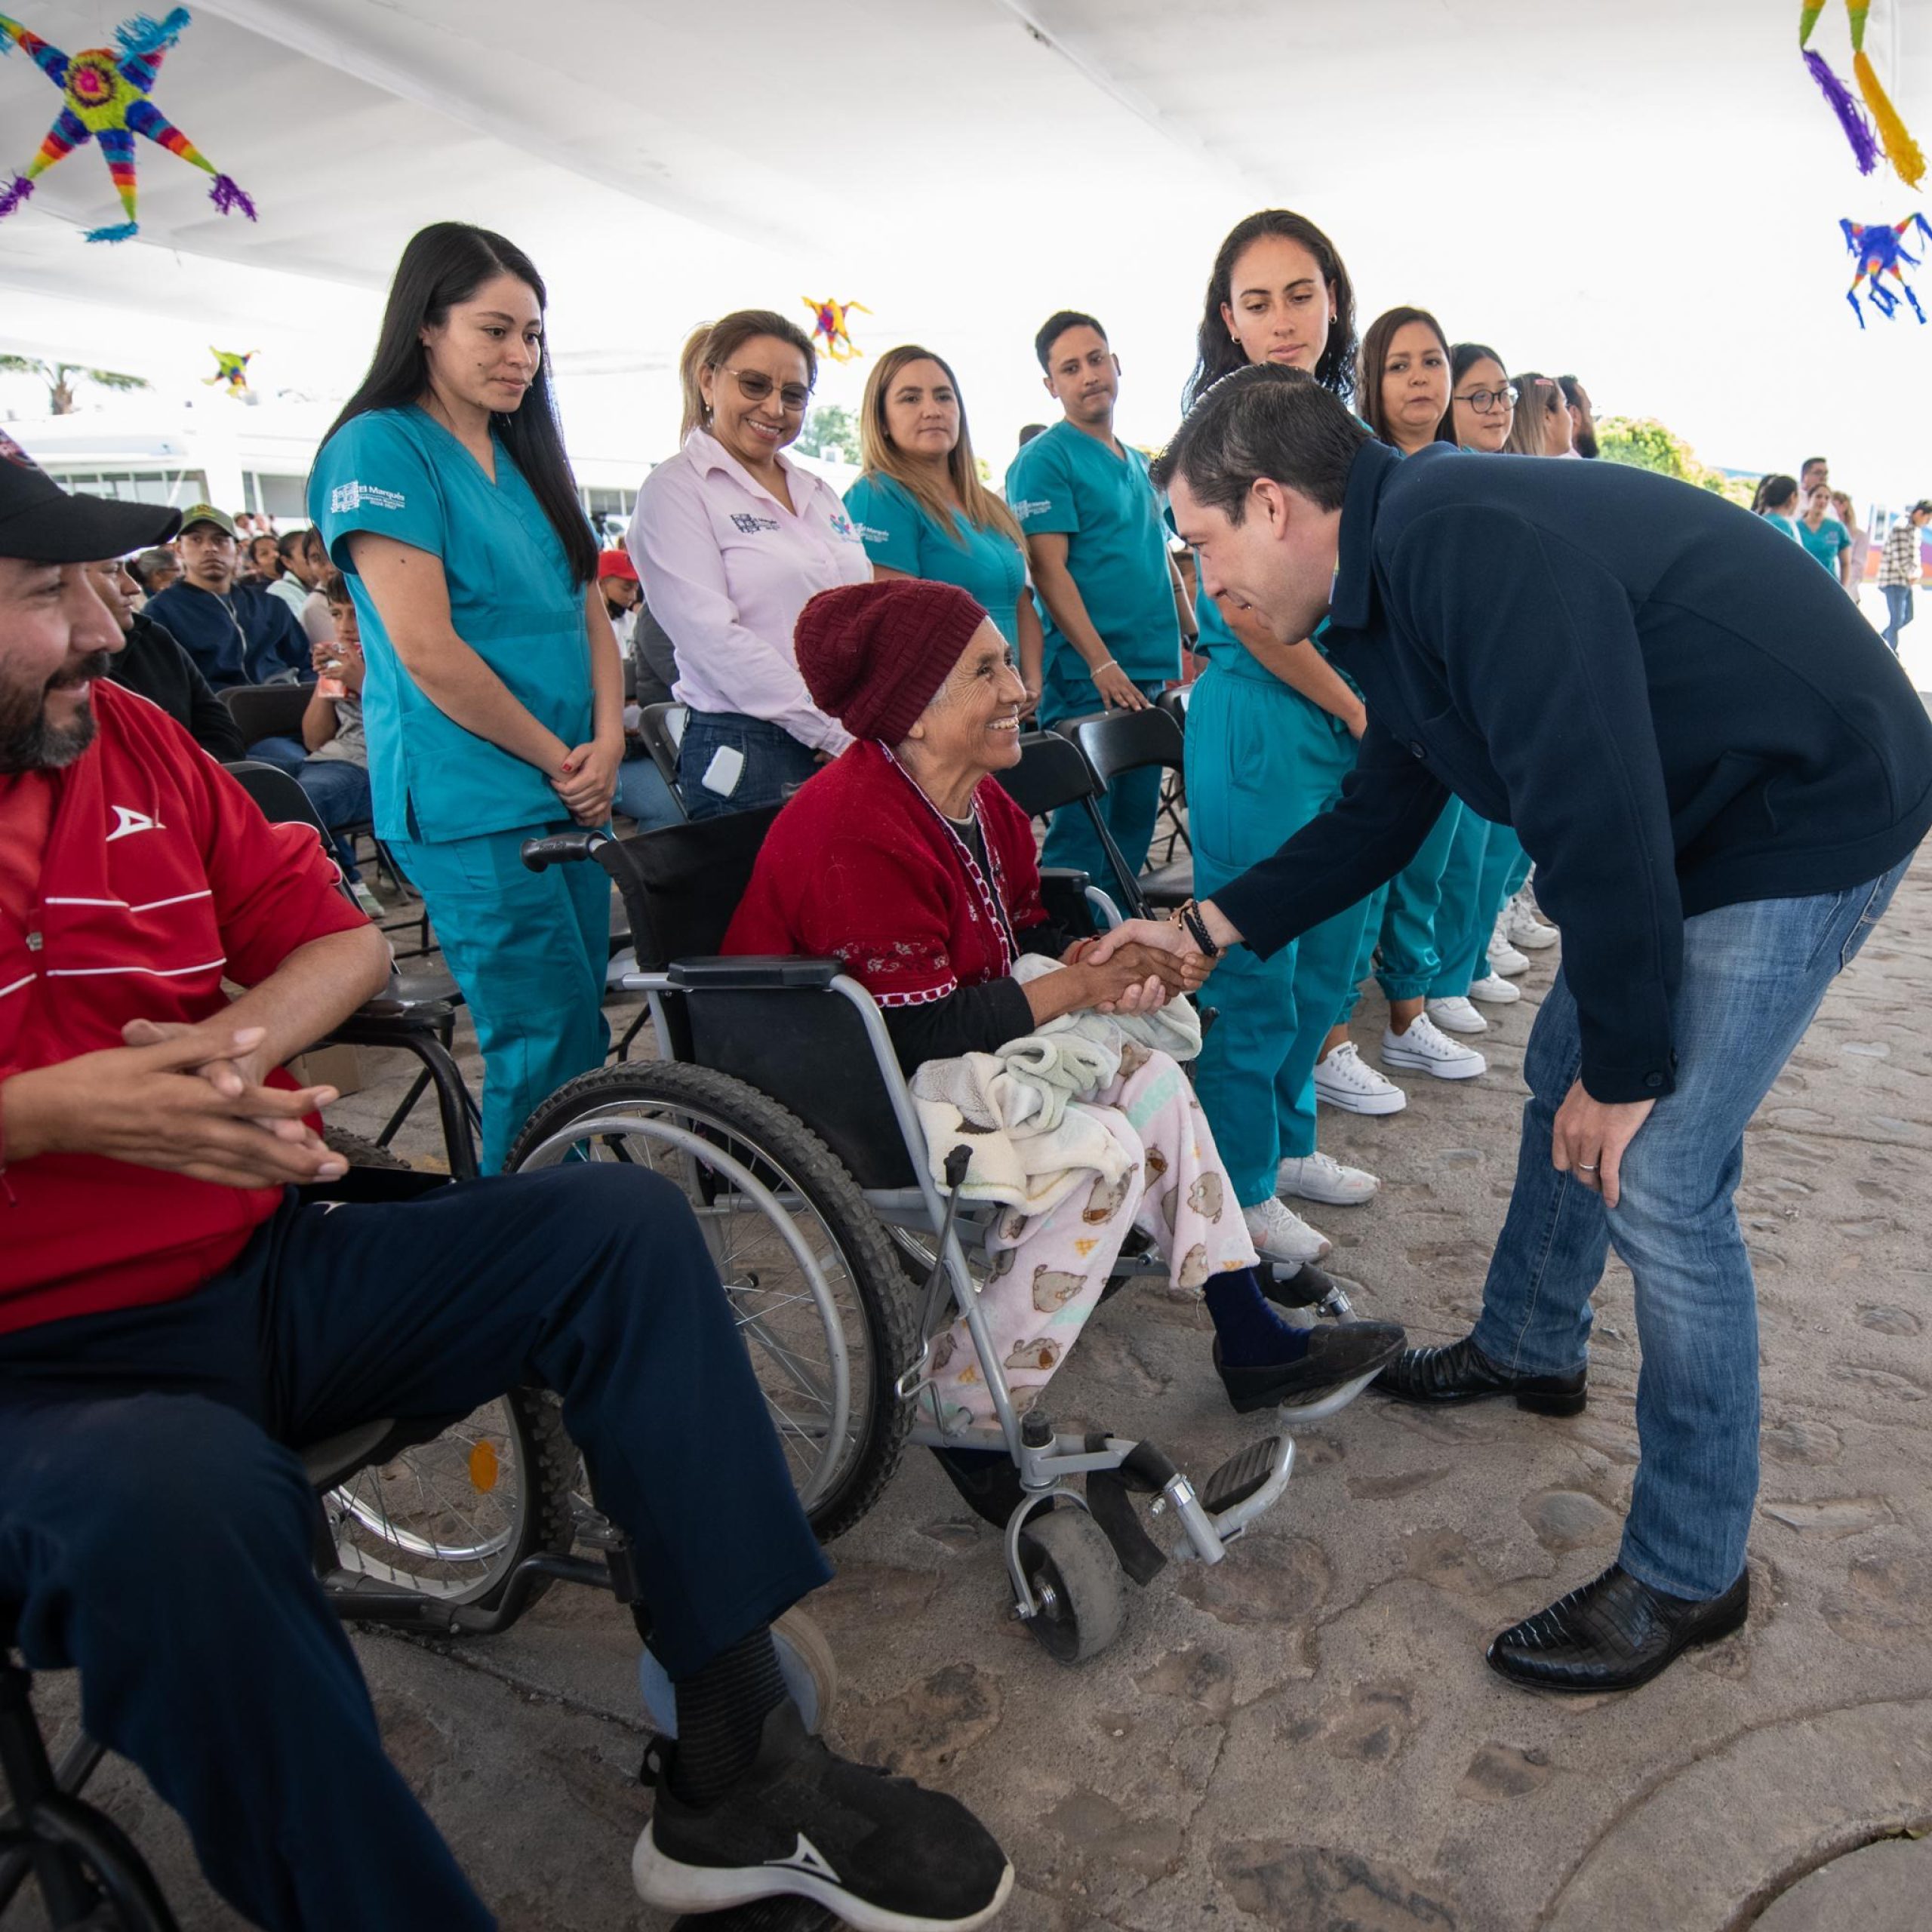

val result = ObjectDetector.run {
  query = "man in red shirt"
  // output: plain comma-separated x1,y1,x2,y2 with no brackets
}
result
0,447,1011,1932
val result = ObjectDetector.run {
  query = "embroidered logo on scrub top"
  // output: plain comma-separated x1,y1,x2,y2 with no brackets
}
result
827,513,863,541
330,481,407,514
728,512,781,534
1010,497,1052,519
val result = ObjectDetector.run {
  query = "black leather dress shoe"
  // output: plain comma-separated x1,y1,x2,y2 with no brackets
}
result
1372,1334,1586,1416
1487,1562,1750,1693
1215,1321,1405,1414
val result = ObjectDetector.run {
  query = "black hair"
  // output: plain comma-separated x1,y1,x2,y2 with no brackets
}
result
325,223,596,585
1035,310,1107,372
1152,364,1368,521
1801,455,1828,477
1186,210,1358,409
321,568,351,605
1754,473,1800,515
1017,422,1047,447
1435,342,1507,444
275,526,313,565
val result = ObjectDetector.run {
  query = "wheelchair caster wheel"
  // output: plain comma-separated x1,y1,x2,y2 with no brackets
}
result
1017,1509,1126,1663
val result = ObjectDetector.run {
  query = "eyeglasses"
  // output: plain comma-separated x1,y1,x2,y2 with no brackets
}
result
1454,388,1514,414
719,367,813,414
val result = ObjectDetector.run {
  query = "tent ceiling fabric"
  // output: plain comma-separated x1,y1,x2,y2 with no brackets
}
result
2,1,1928,491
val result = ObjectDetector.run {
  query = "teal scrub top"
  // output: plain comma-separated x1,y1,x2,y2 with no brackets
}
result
842,472,1026,645
309,405,594,845
1796,514,1850,574
1004,420,1180,682
1762,512,1801,544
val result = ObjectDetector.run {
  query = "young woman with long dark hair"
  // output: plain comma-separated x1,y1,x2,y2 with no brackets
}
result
1324,307,1487,1099
1178,210,1401,1269
309,222,620,1171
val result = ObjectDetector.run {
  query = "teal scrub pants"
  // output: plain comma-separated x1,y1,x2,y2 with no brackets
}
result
391,822,613,1172
1430,814,1529,999
1038,672,1167,890
1342,797,1464,1019
1186,657,1373,1208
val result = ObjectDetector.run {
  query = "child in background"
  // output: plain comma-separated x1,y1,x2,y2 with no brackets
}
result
300,572,382,918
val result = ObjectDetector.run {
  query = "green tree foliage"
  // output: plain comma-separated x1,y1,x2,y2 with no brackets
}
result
793,402,861,466
0,354,151,417
1598,415,1755,507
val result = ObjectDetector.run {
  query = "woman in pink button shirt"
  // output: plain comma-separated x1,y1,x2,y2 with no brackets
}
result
629,310,873,819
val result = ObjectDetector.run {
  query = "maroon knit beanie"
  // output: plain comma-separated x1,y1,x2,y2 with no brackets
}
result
795,579,992,743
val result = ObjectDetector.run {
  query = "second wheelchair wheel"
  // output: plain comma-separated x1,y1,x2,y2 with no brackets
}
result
321,1387,579,1625
507,1060,918,1543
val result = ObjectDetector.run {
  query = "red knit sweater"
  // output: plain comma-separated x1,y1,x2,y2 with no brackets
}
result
723,741,1048,1005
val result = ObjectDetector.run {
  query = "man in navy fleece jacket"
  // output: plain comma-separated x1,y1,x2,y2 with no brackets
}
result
1146,365,1932,1695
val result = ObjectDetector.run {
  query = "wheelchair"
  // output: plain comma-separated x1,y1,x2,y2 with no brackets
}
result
510,802,1385,1666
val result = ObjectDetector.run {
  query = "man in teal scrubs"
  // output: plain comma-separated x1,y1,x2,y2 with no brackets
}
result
1007,311,1189,882
310,405,612,1172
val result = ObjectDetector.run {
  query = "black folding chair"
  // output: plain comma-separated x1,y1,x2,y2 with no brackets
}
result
636,702,690,817
223,761,480,1177
990,731,1132,927
1059,708,1193,909
1152,686,1193,868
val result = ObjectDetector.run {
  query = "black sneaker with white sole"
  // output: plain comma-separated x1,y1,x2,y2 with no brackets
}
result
635,1700,1014,1931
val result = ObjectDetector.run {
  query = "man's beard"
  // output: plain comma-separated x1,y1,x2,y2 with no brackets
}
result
1575,426,1598,460
0,651,110,773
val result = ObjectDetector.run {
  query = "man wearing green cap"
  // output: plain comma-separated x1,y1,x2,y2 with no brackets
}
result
146,502,312,694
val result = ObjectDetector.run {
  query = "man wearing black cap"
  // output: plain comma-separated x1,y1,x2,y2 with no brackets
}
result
0,442,1012,1932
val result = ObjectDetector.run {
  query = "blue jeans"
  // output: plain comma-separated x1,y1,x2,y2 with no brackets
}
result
678,710,821,822
615,750,684,829
0,1166,831,1930
294,755,371,882
1471,859,1910,1599
1882,582,1914,651
245,733,307,778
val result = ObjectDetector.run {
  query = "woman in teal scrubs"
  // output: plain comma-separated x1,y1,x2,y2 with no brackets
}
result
1423,343,1537,1038
311,223,621,1171
1330,306,1485,1092
1180,208,1385,1266
844,344,1044,700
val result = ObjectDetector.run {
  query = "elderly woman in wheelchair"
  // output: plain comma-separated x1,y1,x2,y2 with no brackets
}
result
725,580,1405,1454
512,580,1401,1663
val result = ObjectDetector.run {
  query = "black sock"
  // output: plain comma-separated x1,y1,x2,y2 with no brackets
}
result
669,1626,787,1806
1204,1267,1313,1368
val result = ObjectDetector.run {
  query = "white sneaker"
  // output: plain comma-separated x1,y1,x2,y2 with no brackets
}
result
350,880,383,919
1242,1195,1332,1263
1488,918,1530,977
1386,1012,1487,1078
1425,995,1489,1036
1505,891,1559,949
1277,1149,1380,1205
1469,972,1521,1005
1312,1040,1408,1116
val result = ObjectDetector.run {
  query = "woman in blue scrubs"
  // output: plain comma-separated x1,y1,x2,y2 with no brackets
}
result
1422,343,1537,1041
1179,209,1386,1267
844,344,1044,701
312,222,620,1171
1328,307,1487,1094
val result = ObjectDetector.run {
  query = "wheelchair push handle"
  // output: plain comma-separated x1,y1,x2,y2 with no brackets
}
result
520,829,612,872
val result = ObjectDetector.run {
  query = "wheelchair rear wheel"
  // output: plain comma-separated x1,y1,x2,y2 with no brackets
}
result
508,1061,916,1543
321,1389,579,1620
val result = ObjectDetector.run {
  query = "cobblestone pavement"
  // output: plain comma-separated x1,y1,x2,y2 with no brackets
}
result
26,863,1932,1931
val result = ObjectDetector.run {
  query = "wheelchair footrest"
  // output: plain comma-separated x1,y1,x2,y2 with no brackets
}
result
1204,1434,1284,1517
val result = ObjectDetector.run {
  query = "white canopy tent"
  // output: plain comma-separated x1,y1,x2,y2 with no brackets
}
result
2,0,1927,497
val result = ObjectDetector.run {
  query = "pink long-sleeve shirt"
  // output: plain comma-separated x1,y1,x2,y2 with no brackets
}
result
628,429,872,755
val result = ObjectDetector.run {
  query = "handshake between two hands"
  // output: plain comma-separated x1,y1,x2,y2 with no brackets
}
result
1059,915,1216,1016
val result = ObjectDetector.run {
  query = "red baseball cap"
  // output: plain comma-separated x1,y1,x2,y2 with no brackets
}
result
597,548,639,583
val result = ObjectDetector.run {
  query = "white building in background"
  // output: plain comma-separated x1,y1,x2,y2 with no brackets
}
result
6,399,650,537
